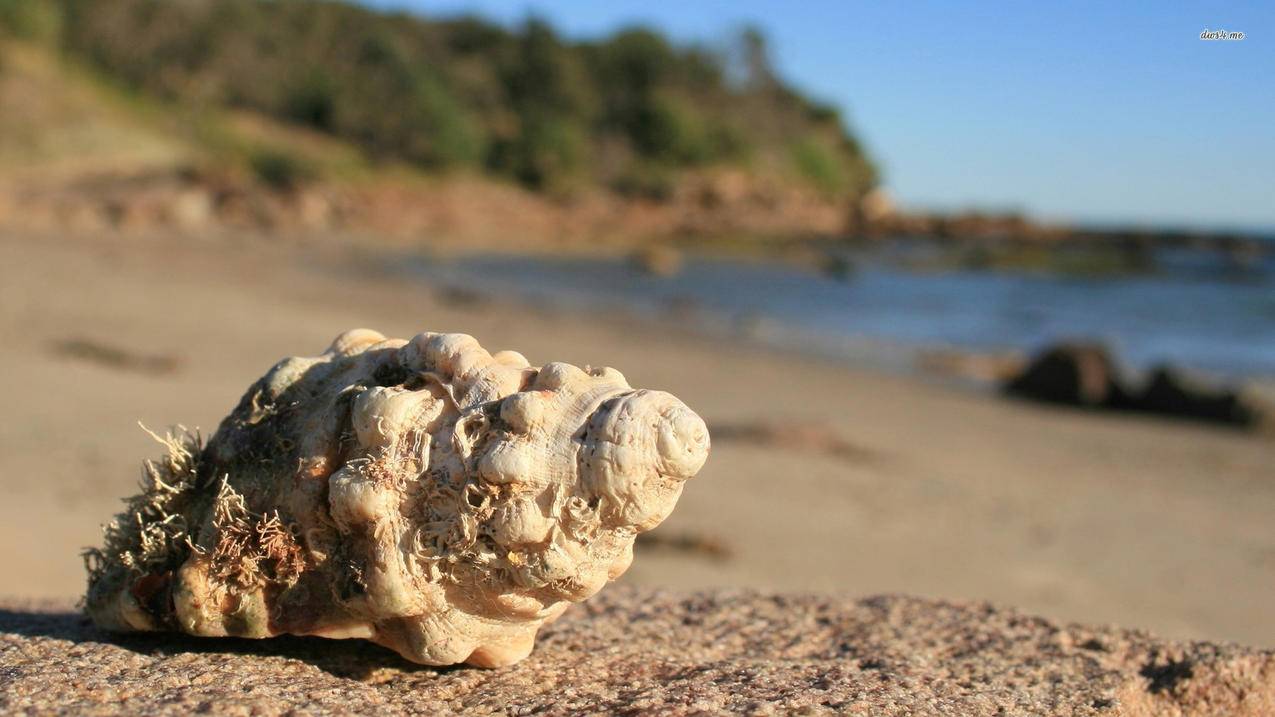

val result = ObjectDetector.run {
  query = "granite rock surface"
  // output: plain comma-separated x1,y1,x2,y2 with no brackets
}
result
2,588,1272,715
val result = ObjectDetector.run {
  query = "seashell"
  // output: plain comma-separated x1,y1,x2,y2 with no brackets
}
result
83,329,710,667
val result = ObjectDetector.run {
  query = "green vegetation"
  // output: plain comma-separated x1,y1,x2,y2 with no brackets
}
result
791,138,853,197
3,0,877,200
247,147,315,191
0,0,61,42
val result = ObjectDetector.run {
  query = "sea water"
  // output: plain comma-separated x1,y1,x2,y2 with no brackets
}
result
404,244,1275,380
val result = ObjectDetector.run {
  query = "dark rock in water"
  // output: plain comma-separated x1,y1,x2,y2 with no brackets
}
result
1135,366,1262,428
818,252,857,282
1003,342,1132,408
1004,344,1272,431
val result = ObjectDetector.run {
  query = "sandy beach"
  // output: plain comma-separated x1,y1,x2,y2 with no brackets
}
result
2,229,1272,648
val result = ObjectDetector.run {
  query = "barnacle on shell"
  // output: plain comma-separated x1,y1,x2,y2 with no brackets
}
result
84,329,710,666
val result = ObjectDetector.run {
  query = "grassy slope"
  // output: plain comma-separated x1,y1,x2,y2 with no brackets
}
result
0,38,391,186
0,41,190,179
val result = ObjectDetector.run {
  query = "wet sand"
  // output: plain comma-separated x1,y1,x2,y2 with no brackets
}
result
1,230,1272,646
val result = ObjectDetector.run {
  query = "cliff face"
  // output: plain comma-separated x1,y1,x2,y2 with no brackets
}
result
3,589,1272,715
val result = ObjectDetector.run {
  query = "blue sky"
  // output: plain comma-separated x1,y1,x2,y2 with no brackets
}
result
361,1,1274,231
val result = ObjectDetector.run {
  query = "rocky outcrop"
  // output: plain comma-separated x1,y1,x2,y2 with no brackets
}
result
1004,344,1271,430
1138,367,1265,428
3,589,1272,715
1003,342,1132,409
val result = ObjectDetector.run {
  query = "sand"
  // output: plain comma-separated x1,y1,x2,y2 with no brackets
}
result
3,589,1274,715
1,228,1273,654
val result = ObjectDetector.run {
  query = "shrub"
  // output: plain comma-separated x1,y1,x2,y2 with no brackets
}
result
249,148,313,191
611,162,676,201
0,0,62,41
281,70,337,131
790,138,849,196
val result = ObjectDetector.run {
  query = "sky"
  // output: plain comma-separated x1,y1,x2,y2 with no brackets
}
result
361,1,1275,231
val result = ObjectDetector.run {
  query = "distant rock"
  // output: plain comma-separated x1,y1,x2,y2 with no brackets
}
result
630,244,684,277
2,589,1272,715
165,188,213,230
1003,342,1132,408
858,187,897,223
1136,366,1266,428
1004,344,1272,431
817,251,857,282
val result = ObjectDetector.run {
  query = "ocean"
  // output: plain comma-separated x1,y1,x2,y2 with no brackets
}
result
403,242,1275,381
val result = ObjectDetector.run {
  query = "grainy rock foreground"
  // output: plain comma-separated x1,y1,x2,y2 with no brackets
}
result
2,589,1272,716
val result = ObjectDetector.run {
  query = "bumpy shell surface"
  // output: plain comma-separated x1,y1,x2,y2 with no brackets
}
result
84,330,710,666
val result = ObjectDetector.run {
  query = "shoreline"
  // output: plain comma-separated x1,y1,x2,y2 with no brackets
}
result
4,159,1272,263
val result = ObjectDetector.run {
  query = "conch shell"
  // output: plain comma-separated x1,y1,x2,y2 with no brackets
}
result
84,329,710,666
